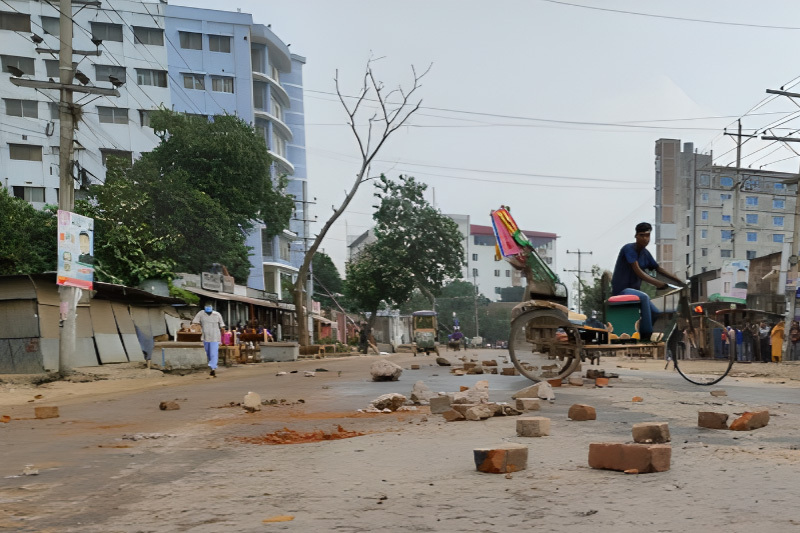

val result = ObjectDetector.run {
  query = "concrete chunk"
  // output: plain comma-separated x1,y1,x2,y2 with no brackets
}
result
516,416,551,437
567,404,596,421
474,443,528,473
515,398,541,411
429,395,453,414
442,409,465,422
698,411,729,429
588,442,671,473
631,422,670,443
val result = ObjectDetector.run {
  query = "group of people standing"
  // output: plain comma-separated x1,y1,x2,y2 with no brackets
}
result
721,320,800,363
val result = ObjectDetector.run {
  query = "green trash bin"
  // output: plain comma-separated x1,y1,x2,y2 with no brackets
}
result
607,294,641,336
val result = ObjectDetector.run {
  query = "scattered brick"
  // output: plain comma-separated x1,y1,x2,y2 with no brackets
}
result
442,409,465,422
465,405,495,421
460,386,470,392
729,410,770,431
410,364,420,370
474,443,528,474
547,378,563,388
710,390,727,397
632,396,643,402
501,367,518,376
595,377,610,387
568,404,596,421
515,398,541,411
631,422,670,443
34,406,59,419
568,377,584,386
586,369,606,379
482,360,498,366
429,395,453,414
463,363,477,371
698,411,728,429
159,401,180,411
588,442,671,473
516,416,551,437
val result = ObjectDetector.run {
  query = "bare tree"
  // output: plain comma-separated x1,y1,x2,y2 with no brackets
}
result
293,60,431,346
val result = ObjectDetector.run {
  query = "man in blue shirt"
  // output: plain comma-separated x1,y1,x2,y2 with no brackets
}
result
611,222,683,340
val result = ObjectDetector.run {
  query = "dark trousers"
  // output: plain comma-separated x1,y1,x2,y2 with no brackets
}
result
760,338,770,362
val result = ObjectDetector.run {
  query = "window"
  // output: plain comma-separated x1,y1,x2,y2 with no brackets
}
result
747,250,757,260
179,31,202,50
721,230,732,241
722,215,731,223
700,192,709,204
700,229,708,239
471,253,478,261
91,22,123,42
701,210,708,221
41,16,59,36
493,269,500,277
95,64,126,84
505,270,511,277
136,68,167,87
280,238,290,261
686,235,689,246
5,99,37,118
746,214,758,224
139,109,151,127
774,198,785,209
271,65,280,82
208,34,231,53
182,74,204,90
473,235,494,246
100,149,132,166
133,26,163,46
97,106,128,124
720,176,734,187
699,174,710,186
747,232,757,242
686,253,690,266
261,229,273,258
272,135,286,157
720,193,731,201
271,97,283,121
9,143,42,161
745,196,758,206
211,76,234,93
472,268,478,277
49,102,58,120
774,234,785,243
721,250,732,258
1,55,34,76
775,182,786,190
742,176,760,191
701,248,708,257
11,186,44,202
0,11,30,31
773,216,784,227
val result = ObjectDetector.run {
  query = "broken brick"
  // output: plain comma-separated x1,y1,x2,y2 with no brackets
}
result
631,422,670,443
568,404,596,421
729,410,769,431
588,442,671,473
698,411,728,430
474,443,528,474
34,406,59,419
516,416,550,437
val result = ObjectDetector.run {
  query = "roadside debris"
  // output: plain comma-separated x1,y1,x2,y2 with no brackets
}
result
243,392,262,412
159,401,180,411
729,410,770,431
233,425,365,445
370,360,403,381
410,381,436,404
34,406,59,419
370,393,407,411
122,433,175,441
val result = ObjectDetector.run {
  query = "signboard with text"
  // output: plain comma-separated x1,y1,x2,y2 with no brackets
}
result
57,210,94,290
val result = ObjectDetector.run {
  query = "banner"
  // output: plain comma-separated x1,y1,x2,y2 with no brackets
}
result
57,210,94,290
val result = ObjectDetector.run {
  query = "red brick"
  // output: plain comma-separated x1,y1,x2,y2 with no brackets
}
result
631,422,670,443
34,406,59,419
474,443,528,473
547,378,563,387
729,410,769,431
595,377,609,387
632,396,643,402
568,404,596,421
588,442,671,473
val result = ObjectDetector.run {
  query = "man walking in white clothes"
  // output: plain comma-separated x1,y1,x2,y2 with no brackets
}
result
192,303,225,377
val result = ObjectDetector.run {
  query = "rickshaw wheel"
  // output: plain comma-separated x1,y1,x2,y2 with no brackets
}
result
508,308,582,382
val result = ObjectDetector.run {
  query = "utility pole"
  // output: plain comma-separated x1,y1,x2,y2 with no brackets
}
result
723,119,757,259
10,0,118,372
472,275,479,339
564,249,592,315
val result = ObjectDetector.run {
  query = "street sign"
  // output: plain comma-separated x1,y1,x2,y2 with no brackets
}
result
57,210,94,290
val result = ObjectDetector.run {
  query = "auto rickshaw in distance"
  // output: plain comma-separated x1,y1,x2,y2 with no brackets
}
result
412,310,439,355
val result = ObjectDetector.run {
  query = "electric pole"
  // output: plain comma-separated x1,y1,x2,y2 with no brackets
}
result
564,249,592,315
9,0,119,372
723,119,757,258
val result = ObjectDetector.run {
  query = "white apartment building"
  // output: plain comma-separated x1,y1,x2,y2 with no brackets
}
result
655,138,798,278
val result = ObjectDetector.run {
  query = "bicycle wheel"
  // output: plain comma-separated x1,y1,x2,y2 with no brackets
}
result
508,308,582,382
671,315,734,386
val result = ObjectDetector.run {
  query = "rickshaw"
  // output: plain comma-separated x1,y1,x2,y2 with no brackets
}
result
412,310,439,355
491,206,734,386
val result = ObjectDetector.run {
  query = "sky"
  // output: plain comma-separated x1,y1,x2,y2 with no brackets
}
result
174,0,800,296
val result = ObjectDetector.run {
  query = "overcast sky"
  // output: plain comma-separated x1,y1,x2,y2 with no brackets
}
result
175,0,800,293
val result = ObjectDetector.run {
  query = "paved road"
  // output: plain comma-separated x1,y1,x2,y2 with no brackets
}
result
2,351,800,532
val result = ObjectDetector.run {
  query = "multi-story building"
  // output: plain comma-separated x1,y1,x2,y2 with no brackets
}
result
0,1,308,299
655,138,798,279
347,214,558,302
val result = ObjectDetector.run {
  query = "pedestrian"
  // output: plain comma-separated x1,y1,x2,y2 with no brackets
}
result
759,321,770,363
790,321,800,361
735,326,743,362
771,321,785,363
192,302,225,377
742,322,754,362
359,324,368,355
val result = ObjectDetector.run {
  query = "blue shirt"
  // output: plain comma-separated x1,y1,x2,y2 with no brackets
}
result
611,243,658,296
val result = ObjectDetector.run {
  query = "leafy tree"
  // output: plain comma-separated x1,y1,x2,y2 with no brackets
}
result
499,285,525,302
0,188,57,275
77,110,293,286
345,176,465,332
311,251,343,308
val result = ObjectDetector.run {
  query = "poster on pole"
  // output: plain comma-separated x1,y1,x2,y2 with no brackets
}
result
57,210,94,290
720,259,749,302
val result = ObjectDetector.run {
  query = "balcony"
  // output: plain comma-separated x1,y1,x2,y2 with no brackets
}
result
268,151,294,175
252,72,289,108
253,109,293,142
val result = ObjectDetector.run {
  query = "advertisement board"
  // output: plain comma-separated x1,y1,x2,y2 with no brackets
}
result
720,259,749,302
57,210,94,290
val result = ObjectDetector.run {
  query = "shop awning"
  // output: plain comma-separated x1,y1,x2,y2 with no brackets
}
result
183,286,280,309
311,315,332,324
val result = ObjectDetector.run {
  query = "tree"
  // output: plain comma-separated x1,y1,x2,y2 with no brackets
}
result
579,266,613,323
77,110,293,286
0,188,57,275
311,251,343,308
499,285,525,302
292,60,430,346
344,175,465,333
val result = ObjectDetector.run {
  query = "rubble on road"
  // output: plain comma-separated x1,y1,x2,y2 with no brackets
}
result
410,381,436,404
243,392,262,412
632,422,670,443
729,410,770,431
370,393,407,411
474,443,528,473
568,404,596,421
159,401,180,411
370,360,403,381
698,411,729,429
588,442,671,473
436,357,451,366
34,406,59,419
